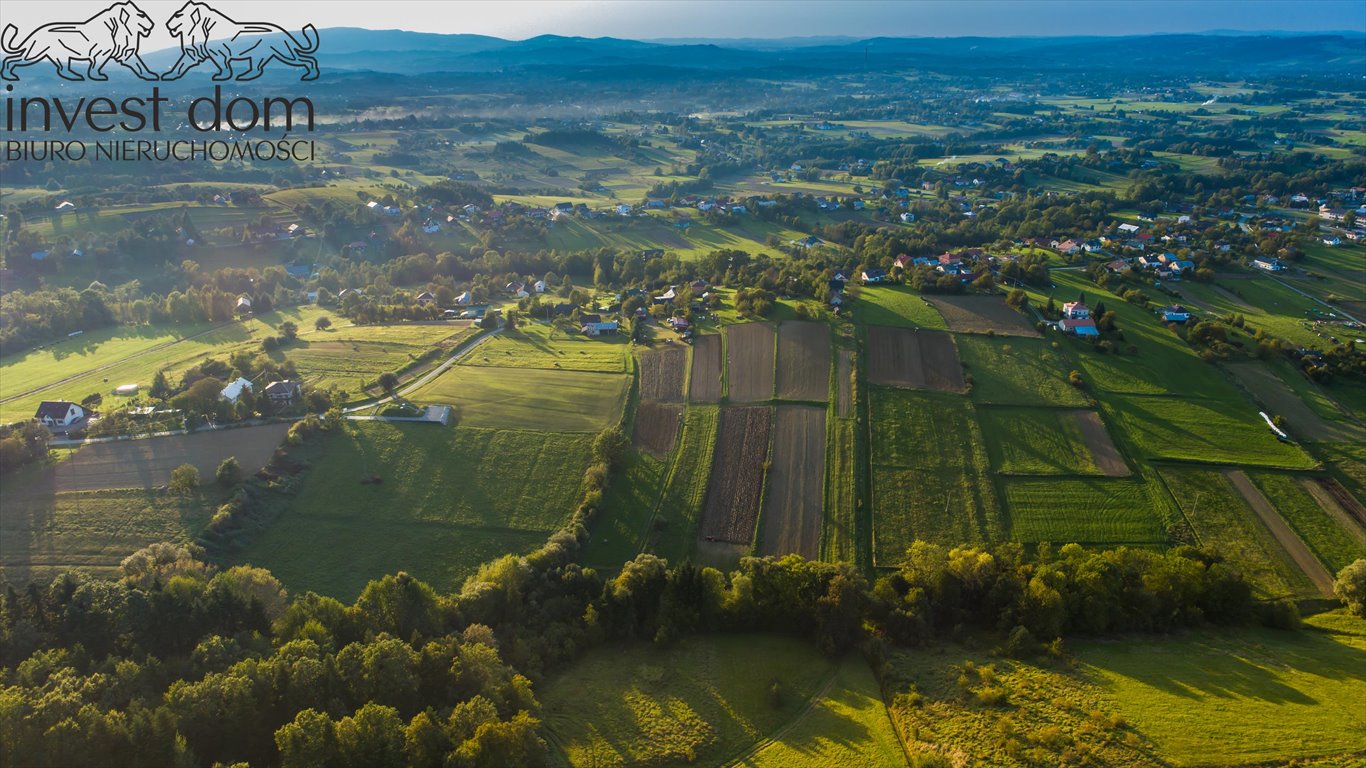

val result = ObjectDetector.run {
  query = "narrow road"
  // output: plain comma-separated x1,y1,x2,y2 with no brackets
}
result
342,328,501,413
1267,275,1362,324
1225,469,1334,596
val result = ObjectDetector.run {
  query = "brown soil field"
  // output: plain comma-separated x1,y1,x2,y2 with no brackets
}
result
1301,478,1366,544
1074,411,1130,477
836,350,853,418
726,322,777,402
1226,470,1334,596
924,295,1040,336
775,322,831,402
637,345,688,402
1227,363,1361,443
632,402,682,457
689,334,723,403
23,423,291,495
865,326,965,392
700,407,772,544
1312,477,1366,530
758,406,826,559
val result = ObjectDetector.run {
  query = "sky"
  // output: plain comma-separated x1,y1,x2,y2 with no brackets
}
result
5,0,1364,51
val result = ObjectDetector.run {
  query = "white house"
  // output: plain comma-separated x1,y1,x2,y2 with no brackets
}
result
235,295,253,315
455,291,474,306
1062,301,1090,320
220,377,254,405
900,212,916,223
1118,223,1140,234
1251,257,1287,272
533,280,548,293
1323,235,1342,246
34,401,86,429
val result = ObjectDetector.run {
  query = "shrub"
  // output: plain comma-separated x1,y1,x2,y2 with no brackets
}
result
170,464,200,493
216,456,242,487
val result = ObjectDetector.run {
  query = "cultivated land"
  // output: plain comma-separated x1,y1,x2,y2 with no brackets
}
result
407,364,629,432
923,295,1040,336
978,407,1120,477
235,422,592,599
1101,394,1317,469
864,327,965,392
632,401,682,458
1004,477,1170,546
653,406,719,562
689,334,723,403
855,285,948,329
775,322,831,402
1225,470,1334,596
726,322,777,402
955,335,1089,407
541,634,839,768
869,389,1001,563
1226,362,1361,443
461,321,628,373
836,350,853,418
887,612,1366,768
700,407,772,545
14,423,290,495
758,405,826,559
637,344,689,402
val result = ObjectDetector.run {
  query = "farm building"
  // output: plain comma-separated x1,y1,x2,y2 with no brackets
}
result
582,321,619,337
1060,318,1099,337
507,282,529,298
235,295,253,315
220,377,254,404
1251,257,1288,272
34,401,86,429
668,317,690,332
263,380,302,405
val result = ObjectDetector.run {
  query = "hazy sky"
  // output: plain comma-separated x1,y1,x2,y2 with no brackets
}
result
6,0,1364,51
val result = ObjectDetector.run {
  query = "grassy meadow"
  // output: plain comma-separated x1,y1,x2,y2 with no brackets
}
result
956,336,1089,407
854,285,948,330
978,407,1105,476
407,364,629,432
1003,477,1170,546
462,320,630,373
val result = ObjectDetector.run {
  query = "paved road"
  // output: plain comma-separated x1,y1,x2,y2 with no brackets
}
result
342,328,501,413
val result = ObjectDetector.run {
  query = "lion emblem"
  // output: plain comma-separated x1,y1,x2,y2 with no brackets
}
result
162,1,319,81
0,1,158,81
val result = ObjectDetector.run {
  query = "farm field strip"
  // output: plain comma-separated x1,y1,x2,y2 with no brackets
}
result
955,335,1089,407
864,326,965,392
1251,474,1366,573
1226,362,1361,443
689,334,723,403
978,407,1122,477
924,295,1040,336
632,402,682,458
1225,471,1333,595
758,406,826,559
855,285,948,329
637,345,688,402
725,322,777,402
700,407,772,545
1004,477,1170,545
1101,393,1317,469
407,364,629,433
835,350,853,418
460,321,629,374
775,322,831,402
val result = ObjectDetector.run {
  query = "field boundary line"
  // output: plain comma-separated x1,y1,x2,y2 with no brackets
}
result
342,327,500,413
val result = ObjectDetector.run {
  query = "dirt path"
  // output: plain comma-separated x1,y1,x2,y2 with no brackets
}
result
1074,411,1130,477
1225,470,1334,595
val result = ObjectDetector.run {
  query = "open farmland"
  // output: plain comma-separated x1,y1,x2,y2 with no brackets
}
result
699,407,771,545
924,295,1040,336
541,634,838,768
0,489,215,585
758,406,825,559
584,452,665,570
689,334,723,403
406,364,628,432
979,407,1127,476
855,285,948,329
869,389,1001,564
1249,473,1366,574
284,323,478,396
1225,470,1333,595
725,322,777,402
1102,394,1316,469
955,335,1089,406
652,407,720,563
235,422,591,599
864,326,964,392
1159,467,1317,598
16,423,289,495
1005,477,1170,545
461,321,628,373
1226,363,1361,443
632,402,682,457
775,322,831,402
637,344,689,402
836,350,853,418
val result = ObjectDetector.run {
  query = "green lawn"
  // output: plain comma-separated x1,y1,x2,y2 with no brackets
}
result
541,634,838,768
869,389,1002,565
853,285,948,330
979,408,1103,475
956,336,1089,407
1248,473,1366,573
1101,394,1317,469
1078,611,1366,767
461,320,630,373
1158,468,1315,599
1004,477,1170,545
0,488,215,586
232,422,591,599
407,364,629,433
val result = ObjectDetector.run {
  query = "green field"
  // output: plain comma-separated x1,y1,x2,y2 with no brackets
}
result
0,488,215,586
1004,477,1170,545
887,612,1366,768
1158,467,1315,598
1248,473,1366,573
541,634,839,768
233,422,591,599
583,450,666,570
956,336,1089,407
288,323,479,396
1102,394,1316,469
650,406,719,564
869,389,1002,564
461,320,630,373
824,417,858,564
979,407,1104,475
407,364,629,432
854,285,948,330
